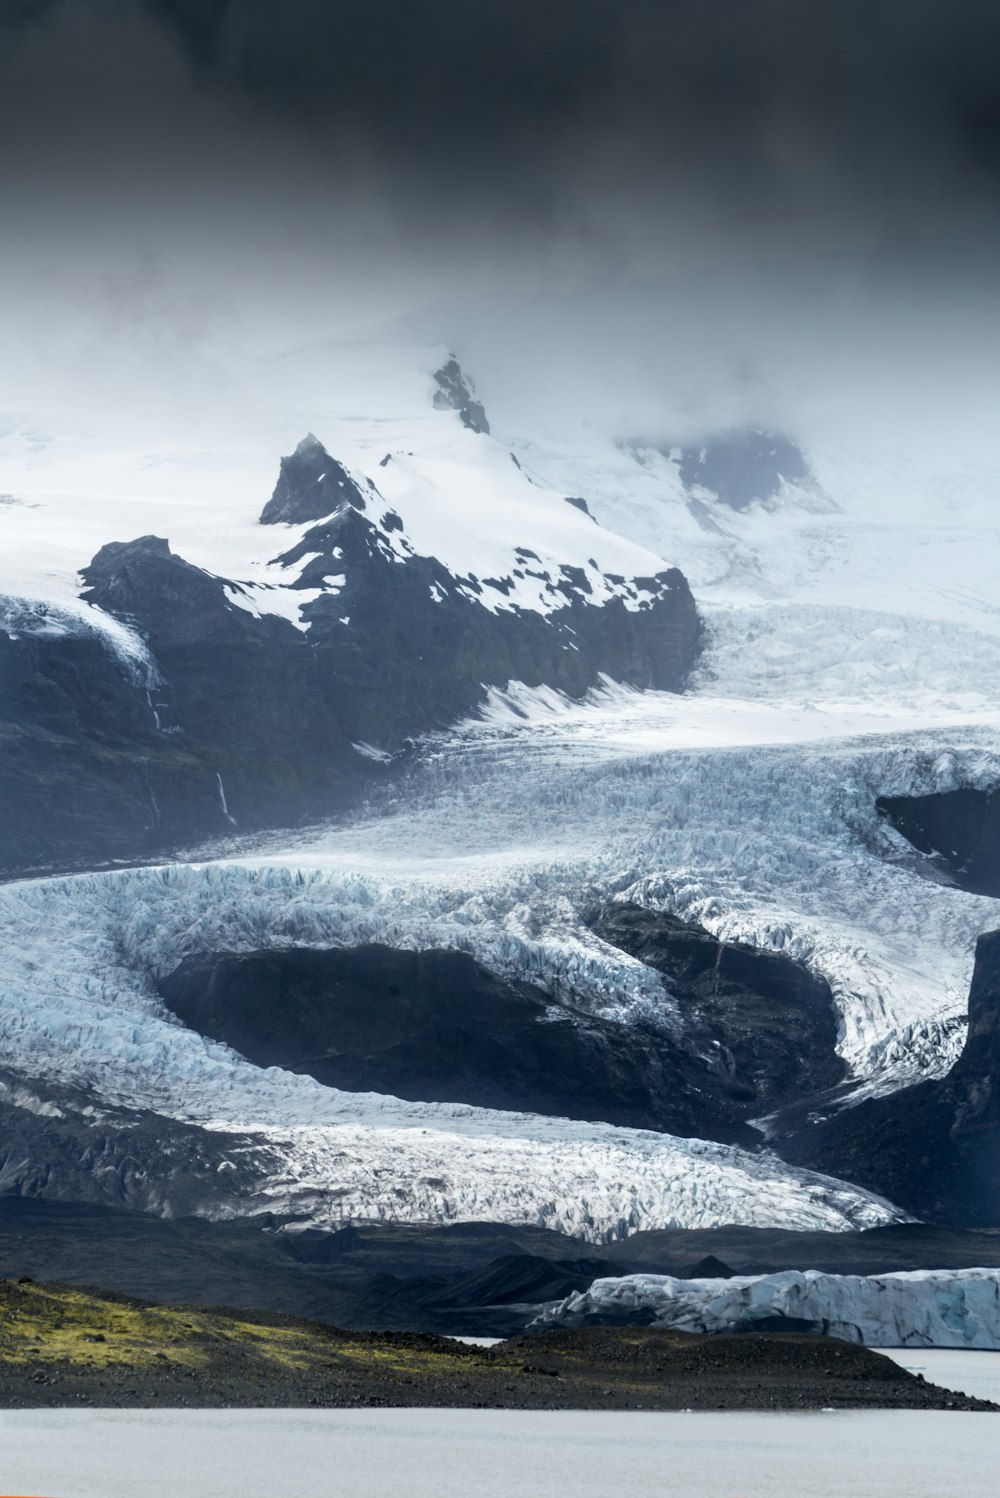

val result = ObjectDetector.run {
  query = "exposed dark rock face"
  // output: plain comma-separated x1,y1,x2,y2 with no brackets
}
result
426,1253,620,1310
0,1070,271,1220
674,429,810,509
72,535,369,846
679,1255,736,1279
590,903,846,1114
432,355,490,433
158,944,761,1142
878,788,1000,897
259,433,369,525
776,928,1000,1227
0,610,198,873
0,433,700,875
626,428,810,510
277,504,699,747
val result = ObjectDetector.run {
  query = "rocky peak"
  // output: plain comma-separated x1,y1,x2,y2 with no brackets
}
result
674,429,809,510
259,434,368,526
4,423,702,878
432,356,490,435
626,428,810,511
80,536,252,646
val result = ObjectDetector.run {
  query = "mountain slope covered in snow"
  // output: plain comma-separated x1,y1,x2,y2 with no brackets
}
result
0,358,699,875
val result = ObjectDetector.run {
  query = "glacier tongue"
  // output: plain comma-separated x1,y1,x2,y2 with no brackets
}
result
232,721,997,1088
2,584,999,1235
0,857,907,1239
0,705,988,1238
536,1268,1000,1348
235,1121,904,1240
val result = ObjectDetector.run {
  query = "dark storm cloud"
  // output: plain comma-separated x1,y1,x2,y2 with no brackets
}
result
0,0,58,30
3,0,1000,247
133,0,1000,207
4,0,1000,463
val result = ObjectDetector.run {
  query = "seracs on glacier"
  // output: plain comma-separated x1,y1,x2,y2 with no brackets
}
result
0,857,905,1239
537,1268,1000,1349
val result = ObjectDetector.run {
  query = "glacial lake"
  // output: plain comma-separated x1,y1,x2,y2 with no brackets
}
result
3,1368,1000,1498
875,1347,1000,1404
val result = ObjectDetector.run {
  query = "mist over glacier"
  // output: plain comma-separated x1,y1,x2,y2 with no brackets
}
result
5,1,1000,494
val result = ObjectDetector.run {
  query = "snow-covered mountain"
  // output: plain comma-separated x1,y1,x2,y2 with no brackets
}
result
0,353,690,649
2,337,1000,1253
0,354,697,875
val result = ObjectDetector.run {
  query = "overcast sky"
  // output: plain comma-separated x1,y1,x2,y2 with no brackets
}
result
2,0,999,452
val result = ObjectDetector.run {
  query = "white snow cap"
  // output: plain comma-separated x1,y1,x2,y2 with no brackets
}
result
0,341,683,635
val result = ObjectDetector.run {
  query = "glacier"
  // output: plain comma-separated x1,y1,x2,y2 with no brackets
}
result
0,666,994,1235
3,338,1000,1239
2,580,999,1234
536,1268,1000,1349
0,858,906,1239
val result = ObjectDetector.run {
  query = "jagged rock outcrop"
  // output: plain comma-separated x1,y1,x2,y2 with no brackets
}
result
158,943,765,1143
259,434,370,525
591,903,846,1114
626,428,811,510
432,356,490,434
0,1071,270,1219
776,928,1000,1226
674,429,810,509
878,788,1000,897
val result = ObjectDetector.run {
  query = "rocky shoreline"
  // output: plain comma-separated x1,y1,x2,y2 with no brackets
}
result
0,1278,995,1413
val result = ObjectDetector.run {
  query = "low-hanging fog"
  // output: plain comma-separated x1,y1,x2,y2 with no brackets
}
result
2,0,1000,467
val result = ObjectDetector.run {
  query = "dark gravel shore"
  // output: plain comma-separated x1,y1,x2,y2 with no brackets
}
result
1,1278,995,1412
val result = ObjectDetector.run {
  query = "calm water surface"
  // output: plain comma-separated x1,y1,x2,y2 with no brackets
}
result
1,1402,997,1498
